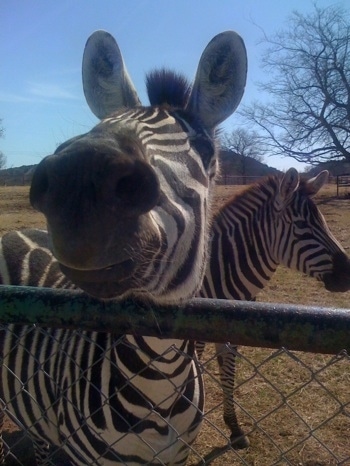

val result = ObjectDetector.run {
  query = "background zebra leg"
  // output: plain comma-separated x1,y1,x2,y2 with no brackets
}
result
195,341,206,361
216,343,250,449
195,341,249,449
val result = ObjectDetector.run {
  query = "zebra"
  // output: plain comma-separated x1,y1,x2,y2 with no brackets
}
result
197,167,350,449
0,30,247,465
1,169,349,463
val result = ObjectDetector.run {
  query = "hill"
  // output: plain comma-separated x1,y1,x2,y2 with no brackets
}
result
0,165,36,186
305,160,350,177
218,150,281,184
0,152,281,187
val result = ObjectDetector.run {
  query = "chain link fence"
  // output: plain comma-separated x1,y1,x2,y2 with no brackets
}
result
0,287,349,465
195,345,349,465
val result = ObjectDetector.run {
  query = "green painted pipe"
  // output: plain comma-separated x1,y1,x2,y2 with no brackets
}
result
0,285,349,355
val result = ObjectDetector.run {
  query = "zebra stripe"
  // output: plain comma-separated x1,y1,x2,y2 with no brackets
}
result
1,328,202,465
198,167,350,448
0,30,247,465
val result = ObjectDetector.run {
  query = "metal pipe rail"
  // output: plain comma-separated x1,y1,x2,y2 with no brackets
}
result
0,285,349,355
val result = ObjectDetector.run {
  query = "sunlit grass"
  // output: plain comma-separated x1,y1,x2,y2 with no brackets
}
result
1,183,350,465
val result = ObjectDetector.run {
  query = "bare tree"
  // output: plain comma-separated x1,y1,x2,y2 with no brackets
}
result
221,128,265,182
221,128,264,161
0,152,6,170
242,4,350,165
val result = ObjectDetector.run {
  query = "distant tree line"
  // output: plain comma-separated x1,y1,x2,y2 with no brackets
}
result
0,118,6,170
220,128,267,180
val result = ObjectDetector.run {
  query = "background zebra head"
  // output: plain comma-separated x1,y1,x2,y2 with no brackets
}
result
29,30,247,303
266,168,350,291
203,168,350,304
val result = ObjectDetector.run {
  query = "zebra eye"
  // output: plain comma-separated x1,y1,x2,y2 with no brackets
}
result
294,220,306,229
190,135,215,169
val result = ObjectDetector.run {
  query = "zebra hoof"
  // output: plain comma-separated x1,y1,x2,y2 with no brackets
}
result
230,433,250,449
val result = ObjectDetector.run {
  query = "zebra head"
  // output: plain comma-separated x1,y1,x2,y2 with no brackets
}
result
274,168,350,292
29,30,247,302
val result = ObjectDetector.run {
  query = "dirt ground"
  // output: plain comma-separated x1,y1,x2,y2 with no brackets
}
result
0,182,349,465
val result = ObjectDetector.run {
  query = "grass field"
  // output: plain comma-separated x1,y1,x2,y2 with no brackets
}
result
0,183,349,465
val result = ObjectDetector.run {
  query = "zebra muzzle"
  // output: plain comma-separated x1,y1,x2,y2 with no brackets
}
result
60,260,135,284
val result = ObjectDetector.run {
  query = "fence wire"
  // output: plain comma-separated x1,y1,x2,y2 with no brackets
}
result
195,344,350,465
0,325,349,466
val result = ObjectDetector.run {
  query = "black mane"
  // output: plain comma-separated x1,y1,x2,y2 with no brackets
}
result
146,69,191,108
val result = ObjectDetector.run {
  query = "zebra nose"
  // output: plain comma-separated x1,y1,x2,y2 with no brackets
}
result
30,149,161,217
103,158,161,215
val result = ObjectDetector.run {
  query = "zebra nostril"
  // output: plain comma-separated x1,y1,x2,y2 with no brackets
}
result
114,161,160,215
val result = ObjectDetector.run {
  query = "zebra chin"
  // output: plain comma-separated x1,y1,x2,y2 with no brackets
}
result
62,278,141,300
323,274,350,293
58,262,190,303
59,262,138,299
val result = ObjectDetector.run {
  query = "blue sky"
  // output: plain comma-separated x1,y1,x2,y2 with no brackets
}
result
1,0,345,171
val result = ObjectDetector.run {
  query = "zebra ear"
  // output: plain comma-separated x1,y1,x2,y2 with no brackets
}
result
82,30,141,120
186,31,247,130
278,168,300,202
306,170,329,197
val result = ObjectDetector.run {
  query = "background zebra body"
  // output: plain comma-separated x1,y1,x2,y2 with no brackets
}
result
198,167,350,448
0,30,247,465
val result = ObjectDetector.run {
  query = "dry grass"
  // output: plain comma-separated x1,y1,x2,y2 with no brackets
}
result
189,183,350,465
0,186,45,234
0,184,350,465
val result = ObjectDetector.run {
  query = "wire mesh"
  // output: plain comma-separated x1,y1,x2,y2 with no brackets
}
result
0,324,349,466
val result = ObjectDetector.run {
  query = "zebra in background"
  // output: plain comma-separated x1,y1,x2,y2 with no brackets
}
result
197,167,350,449
0,30,247,465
